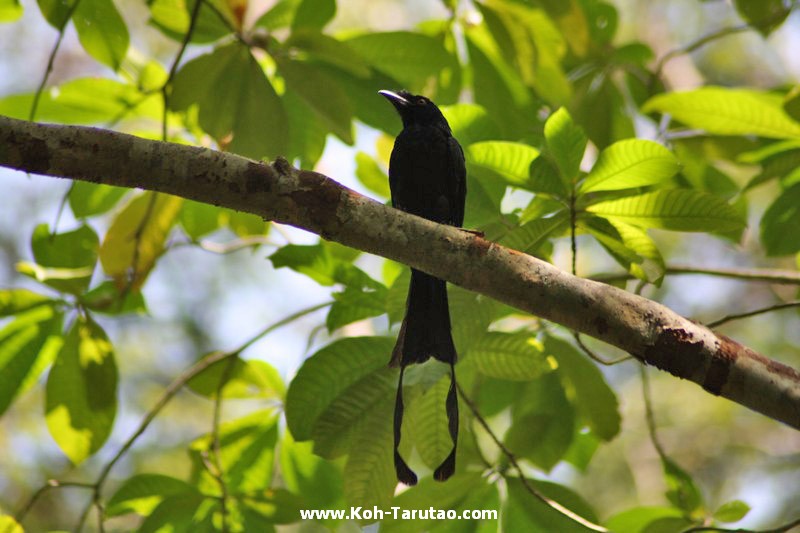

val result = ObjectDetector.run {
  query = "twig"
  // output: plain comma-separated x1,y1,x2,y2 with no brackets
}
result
15,481,94,522
29,0,82,121
235,300,332,354
681,516,800,533
208,355,238,533
50,182,74,236
707,300,800,328
161,0,204,141
572,332,632,366
640,365,668,461
681,518,800,533
456,382,609,532
591,265,800,285
651,23,751,86
197,236,279,254
570,191,578,276
45,301,330,531
649,1,797,89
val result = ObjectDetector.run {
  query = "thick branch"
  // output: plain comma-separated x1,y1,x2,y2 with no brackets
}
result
1,115,799,429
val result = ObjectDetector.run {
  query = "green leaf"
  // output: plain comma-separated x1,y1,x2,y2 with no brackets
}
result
28,223,98,294
106,474,199,517
406,374,455,470
544,107,587,184
225,209,268,237
138,493,215,533
285,336,394,441
0,77,161,124
285,30,371,78
586,189,745,232
149,0,235,44
327,287,388,332
237,489,305,525
291,0,335,29
99,192,182,290
663,457,704,516
465,168,507,228
270,243,381,289
0,0,22,22
170,43,289,159
345,31,458,96
503,477,599,532
190,409,279,494
311,367,396,459
0,289,53,317
254,0,301,30
500,213,568,254
744,148,800,191
187,356,285,400
784,85,800,123
465,28,536,139
529,155,569,197
545,336,620,441
381,472,489,532
612,219,666,283
448,286,499,355
179,200,222,240
80,281,147,315
468,332,548,381
643,87,800,139
0,306,63,416
283,90,328,168
277,58,353,144
355,152,391,198
45,316,117,464
386,267,410,325
733,0,790,35
761,183,800,255
579,140,679,193
479,0,571,106
343,396,396,514
280,433,345,511
572,73,638,149
582,216,666,284
37,0,76,29
563,429,600,472
606,506,684,533
440,103,502,146
69,181,129,218
506,372,575,471
465,141,540,190
72,0,129,70
713,500,750,523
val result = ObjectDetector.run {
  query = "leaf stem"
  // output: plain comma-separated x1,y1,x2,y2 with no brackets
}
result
707,300,800,328
456,382,609,532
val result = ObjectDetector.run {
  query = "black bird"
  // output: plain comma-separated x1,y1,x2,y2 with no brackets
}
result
379,90,466,485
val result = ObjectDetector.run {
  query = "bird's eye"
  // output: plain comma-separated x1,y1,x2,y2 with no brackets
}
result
416,97,426,105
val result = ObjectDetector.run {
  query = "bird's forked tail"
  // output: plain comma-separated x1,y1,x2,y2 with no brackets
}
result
391,269,459,484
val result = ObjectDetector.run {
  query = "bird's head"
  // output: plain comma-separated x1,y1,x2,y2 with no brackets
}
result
379,90,450,131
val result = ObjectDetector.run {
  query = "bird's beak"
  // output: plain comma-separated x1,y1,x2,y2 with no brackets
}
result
379,90,410,109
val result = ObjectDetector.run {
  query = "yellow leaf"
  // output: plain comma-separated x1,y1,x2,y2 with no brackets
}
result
100,192,182,289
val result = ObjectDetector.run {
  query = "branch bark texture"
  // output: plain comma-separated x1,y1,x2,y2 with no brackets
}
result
1,115,799,429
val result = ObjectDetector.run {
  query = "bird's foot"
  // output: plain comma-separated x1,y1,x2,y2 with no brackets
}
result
459,228,485,238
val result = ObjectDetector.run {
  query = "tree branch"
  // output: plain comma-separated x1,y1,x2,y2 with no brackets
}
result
1,115,798,429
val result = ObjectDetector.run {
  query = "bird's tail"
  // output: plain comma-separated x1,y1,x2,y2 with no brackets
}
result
391,269,459,484
390,269,456,367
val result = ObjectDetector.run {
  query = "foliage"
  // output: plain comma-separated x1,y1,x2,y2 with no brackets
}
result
1,0,799,531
